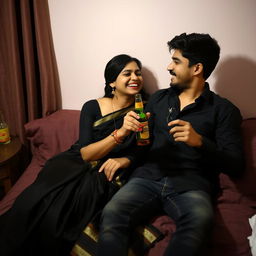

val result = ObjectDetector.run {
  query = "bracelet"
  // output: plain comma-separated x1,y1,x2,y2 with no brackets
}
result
111,129,123,144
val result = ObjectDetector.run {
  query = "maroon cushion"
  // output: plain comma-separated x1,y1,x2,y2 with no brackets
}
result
25,109,80,166
219,118,256,206
209,204,254,256
239,118,256,198
148,204,254,256
147,216,175,256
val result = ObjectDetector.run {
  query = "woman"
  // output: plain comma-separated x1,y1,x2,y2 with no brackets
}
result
0,54,146,256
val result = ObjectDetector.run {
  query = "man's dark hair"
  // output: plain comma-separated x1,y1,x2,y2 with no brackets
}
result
167,33,220,79
104,54,142,98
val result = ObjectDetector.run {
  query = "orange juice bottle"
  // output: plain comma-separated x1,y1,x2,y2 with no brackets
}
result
0,111,11,144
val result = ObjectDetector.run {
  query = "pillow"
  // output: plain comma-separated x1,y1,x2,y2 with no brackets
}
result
25,110,80,166
219,118,256,205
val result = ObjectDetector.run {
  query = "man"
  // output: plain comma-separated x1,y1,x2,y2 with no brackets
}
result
97,33,244,256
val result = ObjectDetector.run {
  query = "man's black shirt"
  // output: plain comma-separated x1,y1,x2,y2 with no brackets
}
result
132,83,244,194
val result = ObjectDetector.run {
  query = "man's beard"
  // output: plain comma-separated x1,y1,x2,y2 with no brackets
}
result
169,70,190,91
169,81,190,90
168,70,191,90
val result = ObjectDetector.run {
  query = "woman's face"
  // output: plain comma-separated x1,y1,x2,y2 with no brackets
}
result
111,61,143,97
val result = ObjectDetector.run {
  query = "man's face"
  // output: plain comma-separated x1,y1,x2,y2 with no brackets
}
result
167,49,194,90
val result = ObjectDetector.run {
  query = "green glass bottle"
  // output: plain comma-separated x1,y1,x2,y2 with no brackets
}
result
135,94,150,146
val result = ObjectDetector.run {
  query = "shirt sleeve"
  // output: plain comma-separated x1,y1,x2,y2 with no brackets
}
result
200,103,244,176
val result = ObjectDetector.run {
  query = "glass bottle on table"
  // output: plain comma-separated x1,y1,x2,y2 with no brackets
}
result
0,110,11,144
134,94,150,146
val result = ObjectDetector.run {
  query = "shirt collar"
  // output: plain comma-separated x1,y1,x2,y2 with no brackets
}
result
168,82,212,103
195,82,212,103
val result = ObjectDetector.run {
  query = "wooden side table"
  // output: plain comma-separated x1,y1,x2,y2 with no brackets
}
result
0,137,22,197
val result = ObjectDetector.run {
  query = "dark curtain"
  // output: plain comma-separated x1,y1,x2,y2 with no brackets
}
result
0,0,62,144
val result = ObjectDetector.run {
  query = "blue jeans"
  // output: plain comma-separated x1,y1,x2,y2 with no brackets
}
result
97,177,214,256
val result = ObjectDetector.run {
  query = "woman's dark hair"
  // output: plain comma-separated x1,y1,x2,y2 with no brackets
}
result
104,54,142,98
167,33,220,80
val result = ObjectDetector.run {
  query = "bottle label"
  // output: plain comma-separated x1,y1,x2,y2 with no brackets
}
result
0,127,11,143
139,121,149,139
135,101,143,109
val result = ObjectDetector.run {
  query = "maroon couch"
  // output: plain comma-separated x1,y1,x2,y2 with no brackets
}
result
0,110,256,256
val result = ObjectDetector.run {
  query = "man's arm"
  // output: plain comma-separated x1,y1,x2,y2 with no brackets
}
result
168,106,244,176
199,106,244,176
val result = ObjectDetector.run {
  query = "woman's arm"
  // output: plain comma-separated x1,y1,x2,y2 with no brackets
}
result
79,102,141,162
80,131,124,161
98,157,131,181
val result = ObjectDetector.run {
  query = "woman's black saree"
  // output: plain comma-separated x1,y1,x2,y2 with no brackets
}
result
0,100,139,256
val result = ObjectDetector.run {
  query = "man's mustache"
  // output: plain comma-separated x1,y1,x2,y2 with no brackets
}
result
168,70,176,76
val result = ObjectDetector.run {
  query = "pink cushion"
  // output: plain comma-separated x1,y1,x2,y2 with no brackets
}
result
25,109,80,166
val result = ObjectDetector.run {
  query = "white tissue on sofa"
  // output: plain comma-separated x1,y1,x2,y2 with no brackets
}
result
248,214,256,256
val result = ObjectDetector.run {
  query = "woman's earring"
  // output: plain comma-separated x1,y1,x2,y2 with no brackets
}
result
112,87,116,94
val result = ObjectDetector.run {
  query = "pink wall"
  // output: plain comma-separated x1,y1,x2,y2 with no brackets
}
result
48,0,256,118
